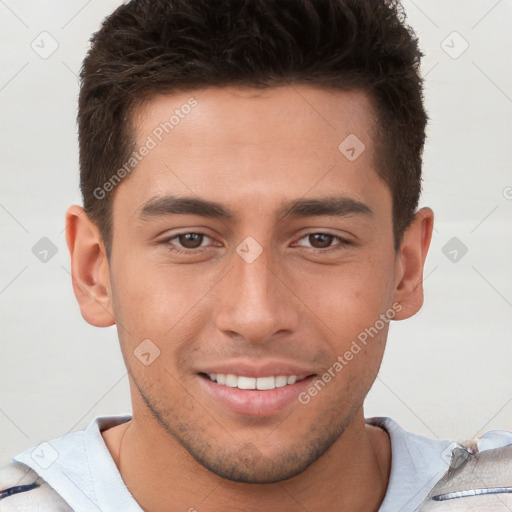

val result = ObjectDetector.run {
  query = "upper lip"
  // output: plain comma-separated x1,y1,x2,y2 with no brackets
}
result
197,360,317,379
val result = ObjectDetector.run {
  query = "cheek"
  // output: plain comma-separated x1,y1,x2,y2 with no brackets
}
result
292,257,396,338
111,251,203,325
110,253,217,365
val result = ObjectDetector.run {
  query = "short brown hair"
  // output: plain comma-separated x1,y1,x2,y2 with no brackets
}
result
78,0,426,258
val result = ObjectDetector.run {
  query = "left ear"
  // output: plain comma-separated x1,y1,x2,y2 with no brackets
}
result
392,207,434,320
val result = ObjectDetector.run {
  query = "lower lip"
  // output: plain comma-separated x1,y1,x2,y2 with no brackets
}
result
198,374,315,417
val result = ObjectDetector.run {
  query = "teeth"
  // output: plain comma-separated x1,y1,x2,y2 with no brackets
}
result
238,376,256,389
206,373,303,390
275,375,288,387
225,374,238,388
256,376,275,390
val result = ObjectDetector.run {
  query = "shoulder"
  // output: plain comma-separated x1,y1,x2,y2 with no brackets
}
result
0,461,72,511
418,431,512,511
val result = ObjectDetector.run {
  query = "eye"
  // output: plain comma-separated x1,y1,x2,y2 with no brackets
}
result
163,232,214,253
295,233,350,250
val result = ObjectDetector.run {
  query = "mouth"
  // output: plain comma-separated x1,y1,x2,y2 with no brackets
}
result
197,371,317,417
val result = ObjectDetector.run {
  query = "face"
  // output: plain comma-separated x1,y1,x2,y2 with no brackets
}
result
107,85,400,483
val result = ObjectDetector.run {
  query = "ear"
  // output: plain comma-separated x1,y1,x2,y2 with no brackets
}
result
392,207,434,320
65,205,115,327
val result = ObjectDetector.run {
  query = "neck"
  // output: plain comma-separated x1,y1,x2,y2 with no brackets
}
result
102,409,391,512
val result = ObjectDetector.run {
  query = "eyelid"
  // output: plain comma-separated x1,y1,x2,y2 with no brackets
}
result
293,232,352,249
160,230,217,252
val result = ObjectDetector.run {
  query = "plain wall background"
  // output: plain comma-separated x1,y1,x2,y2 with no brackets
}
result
1,0,511,466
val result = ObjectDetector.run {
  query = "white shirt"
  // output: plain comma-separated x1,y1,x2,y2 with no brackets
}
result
10,415,458,511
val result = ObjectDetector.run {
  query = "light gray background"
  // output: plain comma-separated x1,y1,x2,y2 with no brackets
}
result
1,0,511,466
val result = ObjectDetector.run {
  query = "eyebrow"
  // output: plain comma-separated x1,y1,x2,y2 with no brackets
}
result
138,195,372,221
279,197,372,219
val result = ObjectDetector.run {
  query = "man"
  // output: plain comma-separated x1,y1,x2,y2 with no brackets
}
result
1,0,511,510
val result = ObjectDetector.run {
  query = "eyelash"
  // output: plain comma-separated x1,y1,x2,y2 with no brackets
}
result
161,232,352,255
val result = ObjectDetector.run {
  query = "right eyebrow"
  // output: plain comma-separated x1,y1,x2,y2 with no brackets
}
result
138,195,234,221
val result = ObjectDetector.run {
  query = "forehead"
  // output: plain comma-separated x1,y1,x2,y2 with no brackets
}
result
115,85,387,219
134,85,376,155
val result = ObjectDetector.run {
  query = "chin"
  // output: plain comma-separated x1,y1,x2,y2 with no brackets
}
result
193,450,316,484
172,421,349,484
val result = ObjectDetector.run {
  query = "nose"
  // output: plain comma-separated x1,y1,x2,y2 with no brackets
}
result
214,241,299,344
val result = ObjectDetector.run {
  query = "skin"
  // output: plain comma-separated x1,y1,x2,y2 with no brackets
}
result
66,85,434,512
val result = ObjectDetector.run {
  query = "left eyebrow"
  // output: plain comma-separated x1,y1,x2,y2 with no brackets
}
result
277,197,373,219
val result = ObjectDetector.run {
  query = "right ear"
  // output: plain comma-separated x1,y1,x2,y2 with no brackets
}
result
65,205,115,327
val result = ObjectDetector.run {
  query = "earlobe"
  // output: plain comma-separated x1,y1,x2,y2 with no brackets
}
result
393,207,434,320
65,205,115,327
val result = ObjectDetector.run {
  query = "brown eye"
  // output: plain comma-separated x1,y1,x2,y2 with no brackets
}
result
294,232,351,252
177,233,204,249
308,233,335,248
